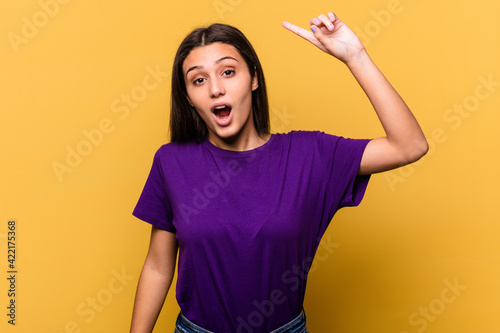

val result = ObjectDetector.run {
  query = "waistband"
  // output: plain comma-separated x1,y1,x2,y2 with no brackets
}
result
175,308,307,333
270,309,306,333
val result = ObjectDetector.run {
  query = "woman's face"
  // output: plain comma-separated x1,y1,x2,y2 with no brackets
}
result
183,42,258,144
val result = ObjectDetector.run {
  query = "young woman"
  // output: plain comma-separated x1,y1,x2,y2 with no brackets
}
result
130,10,428,333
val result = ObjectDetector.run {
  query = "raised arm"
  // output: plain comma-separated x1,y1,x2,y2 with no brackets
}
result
130,226,178,333
282,11,428,175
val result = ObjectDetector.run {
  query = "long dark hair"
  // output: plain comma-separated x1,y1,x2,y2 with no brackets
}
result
169,23,270,143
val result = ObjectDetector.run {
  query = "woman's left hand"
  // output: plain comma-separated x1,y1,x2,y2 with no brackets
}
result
282,11,366,64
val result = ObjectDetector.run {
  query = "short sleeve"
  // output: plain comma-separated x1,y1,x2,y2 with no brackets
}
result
132,147,176,233
317,131,371,219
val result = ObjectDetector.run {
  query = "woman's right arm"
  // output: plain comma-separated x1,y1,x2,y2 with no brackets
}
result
130,225,178,333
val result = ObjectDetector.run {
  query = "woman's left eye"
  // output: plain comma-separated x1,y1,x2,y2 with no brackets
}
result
223,69,235,76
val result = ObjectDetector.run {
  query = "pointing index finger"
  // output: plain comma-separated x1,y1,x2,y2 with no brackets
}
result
281,21,315,42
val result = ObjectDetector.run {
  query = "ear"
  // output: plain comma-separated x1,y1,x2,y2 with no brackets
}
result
251,67,259,91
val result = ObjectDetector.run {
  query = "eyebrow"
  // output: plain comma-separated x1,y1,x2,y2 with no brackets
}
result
185,56,239,77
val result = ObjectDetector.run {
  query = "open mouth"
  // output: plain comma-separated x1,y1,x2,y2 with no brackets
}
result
212,104,233,126
213,105,232,120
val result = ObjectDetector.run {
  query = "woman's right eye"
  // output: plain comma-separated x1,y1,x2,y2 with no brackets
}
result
193,78,205,85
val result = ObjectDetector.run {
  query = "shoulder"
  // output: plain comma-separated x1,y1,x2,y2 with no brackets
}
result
279,130,370,156
279,130,330,140
154,140,203,156
281,130,341,138
273,130,342,159
149,140,204,168
278,130,342,146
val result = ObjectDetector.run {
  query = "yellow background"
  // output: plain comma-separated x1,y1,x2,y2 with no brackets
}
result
1,0,499,332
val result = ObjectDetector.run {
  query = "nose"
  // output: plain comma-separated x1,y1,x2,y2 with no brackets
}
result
209,77,225,98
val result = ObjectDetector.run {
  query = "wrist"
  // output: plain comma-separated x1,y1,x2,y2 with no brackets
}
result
344,48,370,69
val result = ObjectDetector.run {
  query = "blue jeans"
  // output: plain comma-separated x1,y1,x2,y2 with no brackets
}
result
174,308,308,333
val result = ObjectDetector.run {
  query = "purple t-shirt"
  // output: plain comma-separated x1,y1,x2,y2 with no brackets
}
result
133,130,371,333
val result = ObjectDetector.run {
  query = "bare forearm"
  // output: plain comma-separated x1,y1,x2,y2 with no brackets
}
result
130,264,174,333
346,50,428,162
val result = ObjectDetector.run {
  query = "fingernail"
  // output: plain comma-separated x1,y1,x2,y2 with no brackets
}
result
314,19,320,24
311,26,317,32
328,24,334,30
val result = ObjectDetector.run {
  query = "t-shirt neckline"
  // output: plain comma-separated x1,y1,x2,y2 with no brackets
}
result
203,133,276,156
